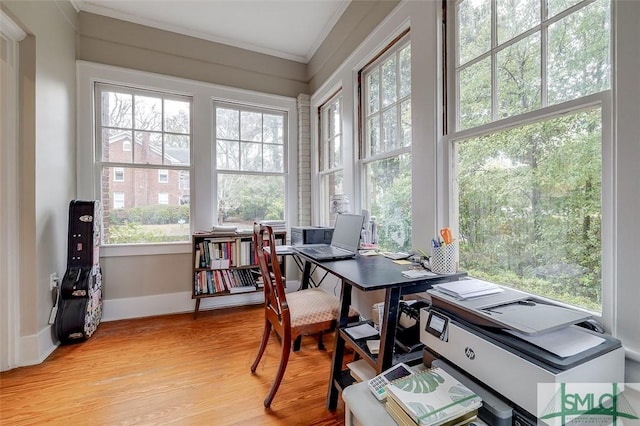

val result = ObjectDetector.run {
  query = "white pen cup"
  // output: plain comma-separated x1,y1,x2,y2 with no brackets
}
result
430,240,458,274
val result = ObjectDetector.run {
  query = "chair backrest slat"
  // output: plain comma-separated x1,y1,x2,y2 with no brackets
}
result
253,224,290,327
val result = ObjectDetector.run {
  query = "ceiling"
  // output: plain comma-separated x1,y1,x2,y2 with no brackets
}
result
72,0,351,63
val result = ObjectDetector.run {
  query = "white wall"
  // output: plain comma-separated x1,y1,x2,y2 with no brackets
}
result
2,0,78,367
613,0,640,383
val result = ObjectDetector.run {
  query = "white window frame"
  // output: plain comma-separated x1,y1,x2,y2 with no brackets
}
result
359,34,413,250
158,192,169,205
77,61,298,257
158,169,169,183
212,101,289,226
443,0,614,321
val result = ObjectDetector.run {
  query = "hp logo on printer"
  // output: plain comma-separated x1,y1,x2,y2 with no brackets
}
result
464,347,476,360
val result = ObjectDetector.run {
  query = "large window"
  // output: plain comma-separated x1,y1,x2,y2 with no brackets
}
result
95,83,192,244
451,0,610,312
319,92,344,225
360,35,412,252
214,102,287,228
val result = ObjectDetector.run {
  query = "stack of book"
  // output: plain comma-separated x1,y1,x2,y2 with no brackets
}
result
209,225,238,234
259,220,286,232
384,367,482,426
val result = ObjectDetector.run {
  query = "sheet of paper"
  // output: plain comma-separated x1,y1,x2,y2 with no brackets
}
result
344,323,379,340
506,325,605,358
433,278,504,299
401,269,436,278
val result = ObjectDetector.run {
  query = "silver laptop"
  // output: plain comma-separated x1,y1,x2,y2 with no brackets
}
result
293,214,365,261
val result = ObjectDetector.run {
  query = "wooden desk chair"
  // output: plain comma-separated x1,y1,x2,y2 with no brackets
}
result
251,223,358,408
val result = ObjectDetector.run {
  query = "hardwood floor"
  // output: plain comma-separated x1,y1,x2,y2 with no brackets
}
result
0,305,351,425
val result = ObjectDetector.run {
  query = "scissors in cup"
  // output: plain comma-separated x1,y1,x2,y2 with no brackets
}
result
440,227,453,245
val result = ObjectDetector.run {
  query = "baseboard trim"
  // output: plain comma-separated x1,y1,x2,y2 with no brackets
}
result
17,325,58,368
101,290,264,322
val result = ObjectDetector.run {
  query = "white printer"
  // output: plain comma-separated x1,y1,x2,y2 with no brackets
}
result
419,280,625,420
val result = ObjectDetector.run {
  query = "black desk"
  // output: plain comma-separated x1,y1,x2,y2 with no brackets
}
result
296,252,466,410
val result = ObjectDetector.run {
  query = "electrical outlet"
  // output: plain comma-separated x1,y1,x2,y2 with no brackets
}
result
50,272,59,290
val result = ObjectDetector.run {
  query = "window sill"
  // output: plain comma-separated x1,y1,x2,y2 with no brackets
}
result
100,241,191,258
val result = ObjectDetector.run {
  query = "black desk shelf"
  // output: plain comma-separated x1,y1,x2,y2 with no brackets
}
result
295,252,466,410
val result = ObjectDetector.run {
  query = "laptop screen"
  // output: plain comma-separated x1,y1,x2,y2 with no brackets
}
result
331,214,365,251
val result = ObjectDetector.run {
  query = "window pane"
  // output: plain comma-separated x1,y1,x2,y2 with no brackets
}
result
240,142,262,172
381,56,397,108
101,91,132,129
382,107,397,151
365,154,412,252
399,45,411,99
455,108,602,312
179,171,190,191
497,32,541,119
134,95,162,131
216,140,239,170
240,111,262,142
164,135,190,166
102,129,132,163
164,99,190,134
134,132,163,165
102,166,190,244
497,0,540,44
458,0,491,65
331,101,341,137
263,144,284,173
320,95,342,175
400,100,411,147
321,170,344,225
216,107,239,139
548,0,583,18
548,0,610,105
459,57,492,129
217,174,285,228
367,115,381,156
367,70,380,114
263,114,283,144
330,135,341,169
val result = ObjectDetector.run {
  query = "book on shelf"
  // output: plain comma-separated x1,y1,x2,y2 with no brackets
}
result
384,366,482,426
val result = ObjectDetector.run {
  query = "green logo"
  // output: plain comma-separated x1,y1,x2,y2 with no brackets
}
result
539,383,639,425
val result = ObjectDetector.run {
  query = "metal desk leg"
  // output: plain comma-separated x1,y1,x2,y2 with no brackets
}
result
378,286,401,372
327,280,352,410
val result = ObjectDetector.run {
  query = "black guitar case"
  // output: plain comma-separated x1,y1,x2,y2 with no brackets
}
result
54,200,103,344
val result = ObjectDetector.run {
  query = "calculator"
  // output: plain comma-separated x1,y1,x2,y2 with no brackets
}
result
367,362,414,401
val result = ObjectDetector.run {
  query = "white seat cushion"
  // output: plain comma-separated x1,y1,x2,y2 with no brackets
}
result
287,289,358,328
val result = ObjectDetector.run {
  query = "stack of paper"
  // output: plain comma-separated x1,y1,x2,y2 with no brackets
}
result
402,269,436,279
344,323,379,340
432,278,504,300
385,367,482,426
